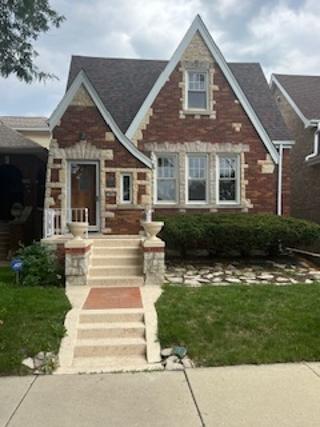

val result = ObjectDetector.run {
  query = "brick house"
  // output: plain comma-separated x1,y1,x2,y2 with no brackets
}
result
44,15,293,239
271,74,320,223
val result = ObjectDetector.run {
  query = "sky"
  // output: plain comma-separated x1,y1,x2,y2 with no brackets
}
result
1,0,319,117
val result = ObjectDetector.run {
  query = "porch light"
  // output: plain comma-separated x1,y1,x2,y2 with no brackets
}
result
79,131,86,141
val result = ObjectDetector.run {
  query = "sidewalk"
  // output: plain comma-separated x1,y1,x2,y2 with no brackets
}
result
2,362,320,427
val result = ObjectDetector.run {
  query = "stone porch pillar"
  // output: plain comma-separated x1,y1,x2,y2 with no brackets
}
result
65,239,92,286
142,239,165,286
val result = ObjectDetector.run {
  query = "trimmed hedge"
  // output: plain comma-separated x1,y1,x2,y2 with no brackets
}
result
156,213,320,257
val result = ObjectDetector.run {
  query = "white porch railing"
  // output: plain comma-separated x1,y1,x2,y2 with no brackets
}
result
44,208,89,238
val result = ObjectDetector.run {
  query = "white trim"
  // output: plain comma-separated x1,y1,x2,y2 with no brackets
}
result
120,173,133,204
154,153,178,204
185,153,208,204
49,70,152,169
277,144,283,216
126,15,279,164
306,123,320,162
67,160,100,231
216,154,240,205
273,140,295,146
270,75,311,127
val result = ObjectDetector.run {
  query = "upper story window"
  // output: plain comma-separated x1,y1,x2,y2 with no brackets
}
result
187,155,207,203
156,155,177,203
217,155,240,204
187,71,208,110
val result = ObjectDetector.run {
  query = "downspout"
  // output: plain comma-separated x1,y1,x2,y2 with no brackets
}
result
305,122,320,161
277,143,284,216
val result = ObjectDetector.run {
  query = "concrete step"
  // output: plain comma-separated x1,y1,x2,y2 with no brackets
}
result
74,337,146,358
92,238,142,248
71,355,147,371
77,322,145,339
87,276,144,287
92,247,142,256
79,310,144,324
90,255,142,267
89,265,143,277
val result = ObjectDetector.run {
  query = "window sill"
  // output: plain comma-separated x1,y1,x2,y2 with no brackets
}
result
183,109,212,116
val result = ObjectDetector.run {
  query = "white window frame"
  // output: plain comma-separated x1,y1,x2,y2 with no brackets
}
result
155,154,177,204
120,173,132,204
186,154,208,204
216,154,240,205
185,70,208,111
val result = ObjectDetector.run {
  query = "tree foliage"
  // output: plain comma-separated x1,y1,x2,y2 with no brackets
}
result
0,0,65,82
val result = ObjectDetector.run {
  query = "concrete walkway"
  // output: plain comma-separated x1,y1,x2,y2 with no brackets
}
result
2,363,320,426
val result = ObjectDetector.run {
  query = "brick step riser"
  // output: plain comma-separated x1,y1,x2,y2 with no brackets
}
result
88,266,143,277
87,277,144,287
74,344,146,358
90,257,143,267
77,328,145,339
79,313,144,323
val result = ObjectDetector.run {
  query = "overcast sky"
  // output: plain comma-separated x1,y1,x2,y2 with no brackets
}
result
1,0,319,117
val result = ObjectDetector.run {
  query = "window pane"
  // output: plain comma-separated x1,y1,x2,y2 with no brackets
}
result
188,91,207,109
219,180,236,201
188,72,206,90
220,158,236,178
158,156,175,178
122,175,131,202
188,180,206,201
157,179,176,201
189,156,206,179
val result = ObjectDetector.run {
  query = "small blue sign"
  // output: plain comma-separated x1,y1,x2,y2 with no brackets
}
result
10,258,23,273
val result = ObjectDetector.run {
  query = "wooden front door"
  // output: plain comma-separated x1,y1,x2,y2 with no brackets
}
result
69,161,99,230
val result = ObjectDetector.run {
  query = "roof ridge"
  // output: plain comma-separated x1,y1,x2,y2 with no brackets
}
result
71,54,168,63
274,73,320,78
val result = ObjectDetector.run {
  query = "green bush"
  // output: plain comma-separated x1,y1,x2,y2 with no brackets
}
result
16,243,64,287
156,213,320,257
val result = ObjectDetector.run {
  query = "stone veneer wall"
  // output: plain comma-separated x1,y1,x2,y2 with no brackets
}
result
45,86,152,234
137,31,287,215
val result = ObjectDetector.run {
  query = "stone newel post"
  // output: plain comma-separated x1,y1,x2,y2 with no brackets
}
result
142,221,165,286
65,239,92,286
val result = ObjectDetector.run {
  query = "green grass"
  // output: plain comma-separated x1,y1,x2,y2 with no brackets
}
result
0,267,71,375
156,284,320,366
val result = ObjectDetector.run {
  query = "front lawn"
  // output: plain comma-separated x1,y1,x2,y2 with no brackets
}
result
156,284,320,366
0,267,70,375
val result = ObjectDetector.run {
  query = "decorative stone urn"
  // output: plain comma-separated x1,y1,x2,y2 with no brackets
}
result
67,222,88,240
142,221,164,243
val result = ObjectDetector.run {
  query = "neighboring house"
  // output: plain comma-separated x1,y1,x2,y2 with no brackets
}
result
44,15,293,237
0,116,50,148
0,119,48,259
271,74,320,223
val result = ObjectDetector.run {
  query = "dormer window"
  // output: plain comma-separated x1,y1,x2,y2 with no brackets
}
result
187,71,208,110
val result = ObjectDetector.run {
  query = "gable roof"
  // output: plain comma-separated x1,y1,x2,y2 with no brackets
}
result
0,116,49,131
67,15,293,163
0,120,47,153
271,74,320,126
50,70,152,168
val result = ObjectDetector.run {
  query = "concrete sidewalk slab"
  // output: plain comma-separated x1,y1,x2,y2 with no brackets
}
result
0,376,34,426
7,372,201,427
187,363,320,427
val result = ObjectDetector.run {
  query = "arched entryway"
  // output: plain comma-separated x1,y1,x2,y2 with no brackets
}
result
0,164,24,221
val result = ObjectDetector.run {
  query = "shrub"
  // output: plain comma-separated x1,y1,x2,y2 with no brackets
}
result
16,243,64,287
156,213,320,257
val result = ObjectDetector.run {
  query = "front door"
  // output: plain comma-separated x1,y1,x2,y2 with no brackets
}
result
69,161,99,231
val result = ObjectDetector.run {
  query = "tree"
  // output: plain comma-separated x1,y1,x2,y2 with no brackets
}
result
0,0,65,82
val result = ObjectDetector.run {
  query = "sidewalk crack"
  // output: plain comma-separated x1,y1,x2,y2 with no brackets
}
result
303,362,320,379
5,375,37,427
184,370,206,427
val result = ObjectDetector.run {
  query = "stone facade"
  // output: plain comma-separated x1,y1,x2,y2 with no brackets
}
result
138,32,290,215
45,86,152,234
272,85,316,221
65,239,92,286
143,244,166,286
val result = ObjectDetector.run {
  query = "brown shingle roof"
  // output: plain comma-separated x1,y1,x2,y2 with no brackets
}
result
0,121,47,152
0,116,48,130
67,55,291,141
273,74,320,121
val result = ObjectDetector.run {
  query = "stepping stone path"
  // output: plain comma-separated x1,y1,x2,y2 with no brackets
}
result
164,259,320,287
